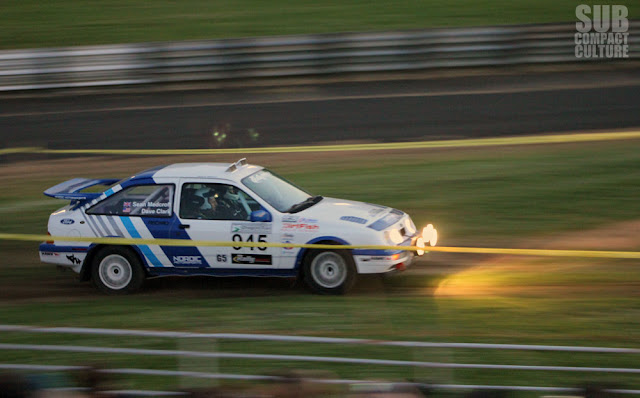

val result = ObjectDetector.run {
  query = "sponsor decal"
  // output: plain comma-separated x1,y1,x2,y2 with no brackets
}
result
231,222,272,234
282,222,319,232
360,256,392,262
281,233,296,256
282,215,298,223
66,254,82,265
282,217,319,233
172,255,203,265
281,233,295,249
248,170,269,183
340,216,368,224
60,218,75,225
232,253,272,265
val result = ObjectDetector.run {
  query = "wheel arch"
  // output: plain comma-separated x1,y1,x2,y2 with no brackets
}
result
295,236,352,277
81,244,147,281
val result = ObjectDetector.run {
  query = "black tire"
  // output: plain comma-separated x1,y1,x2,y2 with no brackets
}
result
91,246,145,295
303,249,356,295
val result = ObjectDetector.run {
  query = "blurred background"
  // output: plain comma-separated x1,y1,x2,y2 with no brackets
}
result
0,1,639,397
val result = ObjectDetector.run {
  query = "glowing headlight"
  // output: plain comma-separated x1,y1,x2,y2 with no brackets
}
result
422,224,438,247
404,218,417,235
416,237,425,256
385,229,404,245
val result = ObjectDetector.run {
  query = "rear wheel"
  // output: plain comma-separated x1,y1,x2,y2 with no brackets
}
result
91,247,145,295
303,250,356,295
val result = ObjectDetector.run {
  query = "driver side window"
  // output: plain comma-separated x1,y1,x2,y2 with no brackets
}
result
87,185,173,217
179,183,258,221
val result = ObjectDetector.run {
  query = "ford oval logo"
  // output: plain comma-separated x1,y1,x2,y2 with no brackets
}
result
60,218,75,225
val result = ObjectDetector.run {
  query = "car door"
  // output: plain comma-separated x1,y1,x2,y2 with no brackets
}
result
171,180,278,270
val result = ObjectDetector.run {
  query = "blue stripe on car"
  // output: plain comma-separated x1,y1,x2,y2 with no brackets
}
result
141,215,211,268
39,243,88,252
119,216,163,267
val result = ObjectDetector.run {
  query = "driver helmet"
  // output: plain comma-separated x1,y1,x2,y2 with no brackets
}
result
195,186,224,210
223,186,240,202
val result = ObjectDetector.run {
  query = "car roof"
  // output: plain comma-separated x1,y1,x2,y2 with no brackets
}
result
149,162,264,181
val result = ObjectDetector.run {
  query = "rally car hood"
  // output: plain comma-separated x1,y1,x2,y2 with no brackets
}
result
293,197,396,226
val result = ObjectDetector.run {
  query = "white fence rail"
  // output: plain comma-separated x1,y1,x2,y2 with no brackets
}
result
1,324,639,394
2,342,640,374
2,324,640,353
0,22,638,91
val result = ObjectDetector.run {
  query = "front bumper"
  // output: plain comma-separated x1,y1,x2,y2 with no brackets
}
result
354,250,415,274
39,243,88,273
352,234,420,274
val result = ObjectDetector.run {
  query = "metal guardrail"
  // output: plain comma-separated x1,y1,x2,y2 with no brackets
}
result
1,324,640,394
0,22,637,91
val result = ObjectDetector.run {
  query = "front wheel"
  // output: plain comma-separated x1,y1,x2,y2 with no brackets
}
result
303,250,356,295
91,247,145,295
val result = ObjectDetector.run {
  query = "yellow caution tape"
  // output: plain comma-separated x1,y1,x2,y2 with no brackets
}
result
1,131,640,156
0,147,42,155
3,233,640,259
424,246,640,259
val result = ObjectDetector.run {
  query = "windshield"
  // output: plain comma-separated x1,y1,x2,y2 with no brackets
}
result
242,169,313,213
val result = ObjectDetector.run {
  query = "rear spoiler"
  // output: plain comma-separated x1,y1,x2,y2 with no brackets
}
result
44,178,120,201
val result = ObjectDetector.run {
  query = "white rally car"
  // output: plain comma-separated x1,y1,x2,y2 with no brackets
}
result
40,159,437,294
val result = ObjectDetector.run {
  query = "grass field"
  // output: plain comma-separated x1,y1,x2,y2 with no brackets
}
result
0,138,639,393
0,0,582,49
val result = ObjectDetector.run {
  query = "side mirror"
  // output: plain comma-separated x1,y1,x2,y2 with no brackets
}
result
250,209,272,222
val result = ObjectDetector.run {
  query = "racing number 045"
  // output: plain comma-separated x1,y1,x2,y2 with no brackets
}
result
232,234,268,251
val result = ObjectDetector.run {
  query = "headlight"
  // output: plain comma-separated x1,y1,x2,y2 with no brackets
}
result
416,237,425,256
422,224,438,247
385,229,404,245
